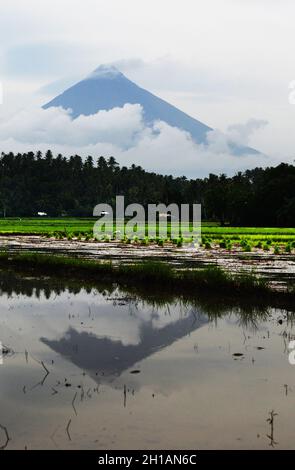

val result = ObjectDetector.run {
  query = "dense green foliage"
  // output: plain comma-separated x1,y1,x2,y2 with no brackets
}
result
0,150,295,226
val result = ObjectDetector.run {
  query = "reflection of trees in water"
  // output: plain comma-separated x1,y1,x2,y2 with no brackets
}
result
0,269,274,329
0,270,111,299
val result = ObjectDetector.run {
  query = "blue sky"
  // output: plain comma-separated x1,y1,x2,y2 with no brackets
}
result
0,0,294,174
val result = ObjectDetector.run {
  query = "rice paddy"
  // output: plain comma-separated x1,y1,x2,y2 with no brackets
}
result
0,218,295,253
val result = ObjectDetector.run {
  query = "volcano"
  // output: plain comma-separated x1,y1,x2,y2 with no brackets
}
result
43,64,257,154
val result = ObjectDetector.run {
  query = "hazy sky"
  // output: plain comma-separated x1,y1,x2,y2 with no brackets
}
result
0,0,295,174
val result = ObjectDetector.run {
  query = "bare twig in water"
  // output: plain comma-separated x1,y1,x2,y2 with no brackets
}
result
0,424,10,450
66,419,72,441
266,410,278,447
80,384,85,401
50,425,60,448
40,361,49,374
30,355,50,388
123,384,127,408
25,350,29,363
72,392,78,416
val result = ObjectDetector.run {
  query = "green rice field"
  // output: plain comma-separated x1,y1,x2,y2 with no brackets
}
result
0,218,295,252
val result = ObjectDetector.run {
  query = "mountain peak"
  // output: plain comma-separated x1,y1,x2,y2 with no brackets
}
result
87,64,123,80
43,64,212,143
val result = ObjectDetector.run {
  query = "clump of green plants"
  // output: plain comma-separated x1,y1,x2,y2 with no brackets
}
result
219,239,227,248
157,238,164,247
240,238,247,249
274,244,280,255
226,241,232,251
176,236,184,247
242,242,252,252
255,241,263,249
285,243,292,253
84,233,92,241
141,237,149,246
201,236,212,248
170,237,181,247
263,242,270,251
67,232,73,241
176,238,182,247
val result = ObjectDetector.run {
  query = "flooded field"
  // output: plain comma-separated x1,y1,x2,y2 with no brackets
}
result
1,235,295,290
1,270,295,449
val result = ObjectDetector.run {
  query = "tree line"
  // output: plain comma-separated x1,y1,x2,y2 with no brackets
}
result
0,150,294,226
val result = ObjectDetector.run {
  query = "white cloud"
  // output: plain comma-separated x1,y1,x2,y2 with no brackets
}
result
0,104,288,178
206,119,268,153
0,104,144,148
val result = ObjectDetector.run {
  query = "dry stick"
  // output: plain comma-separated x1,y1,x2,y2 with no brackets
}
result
0,424,10,450
30,355,50,388
72,392,78,416
40,361,49,375
123,384,127,408
66,419,72,441
80,384,85,401
267,410,278,447
50,425,60,448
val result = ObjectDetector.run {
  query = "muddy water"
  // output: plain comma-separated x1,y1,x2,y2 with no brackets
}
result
0,272,295,449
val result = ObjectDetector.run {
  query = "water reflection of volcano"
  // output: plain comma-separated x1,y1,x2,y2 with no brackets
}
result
41,309,208,378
